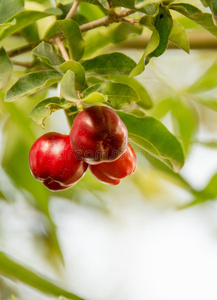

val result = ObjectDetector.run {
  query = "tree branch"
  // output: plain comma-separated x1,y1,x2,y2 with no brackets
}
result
7,8,136,58
55,37,70,61
65,1,80,20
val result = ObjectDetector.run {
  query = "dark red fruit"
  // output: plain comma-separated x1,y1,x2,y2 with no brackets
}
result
29,132,88,191
70,106,128,165
89,143,137,185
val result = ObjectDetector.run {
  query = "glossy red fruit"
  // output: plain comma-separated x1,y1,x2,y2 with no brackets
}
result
89,143,137,185
29,132,88,191
70,106,128,165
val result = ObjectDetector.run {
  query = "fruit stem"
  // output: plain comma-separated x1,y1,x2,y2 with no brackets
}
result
64,107,76,128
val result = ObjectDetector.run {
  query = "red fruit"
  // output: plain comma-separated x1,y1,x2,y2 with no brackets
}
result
29,132,88,191
89,143,137,185
70,106,128,165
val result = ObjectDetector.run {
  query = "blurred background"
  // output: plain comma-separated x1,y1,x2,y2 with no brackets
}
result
1,0,217,299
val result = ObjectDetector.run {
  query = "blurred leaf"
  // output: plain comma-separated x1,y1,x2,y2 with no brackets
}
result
21,23,40,42
1,107,63,261
212,0,217,25
169,19,189,53
0,48,13,89
58,0,74,4
83,29,109,58
79,2,106,22
0,9,62,41
83,82,139,109
195,139,217,148
29,97,73,127
110,0,134,9
82,52,137,76
135,2,159,15
187,61,217,93
200,0,210,6
57,19,85,61
145,152,196,194
32,42,65,66
192,95,217,112
103,22,143,44
60,70,78,101
109,75,153,109
171,99,198,154
170,3,217,38
151,97,173,119
146,5,173,63
97,0,110,9
0,251,85,300
5,70,62,102
182,173,217,208
0,0,24,24
117,112,185,172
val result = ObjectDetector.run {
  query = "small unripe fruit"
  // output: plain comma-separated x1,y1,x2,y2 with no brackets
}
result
70,106,128,165
90,143,137,185
29,132,88,191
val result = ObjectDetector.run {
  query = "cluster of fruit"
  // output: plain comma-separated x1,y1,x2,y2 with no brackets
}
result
29,106,137,191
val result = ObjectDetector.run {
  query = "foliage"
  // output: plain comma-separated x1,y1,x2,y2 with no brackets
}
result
0,0,217,299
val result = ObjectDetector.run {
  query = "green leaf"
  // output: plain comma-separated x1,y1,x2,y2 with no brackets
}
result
102,22,143,44
130,28,159,76
0,48,13,89
81,92,106,104
57,20,85,61
145,152,196,194
0,0,24,24
29,97,73,127
146,5,173,63
0,9,62,41
171,99,198,154
109,75,153,109
2,102,64,262
212,0,217,25
58,0,74,4
152,97,173,119
187,61,217,93
60,71,78,101
5,70,62,102
110,0,134,9
170,3,217,38
182,173,217,208
32,42,65,66
56,61,86,91
192,95,217,112
83,82,139,109
32,43,86,91
82,53,137,76
83,29,110,58
0,251,85,300
169,19,189,53
97,0,110,9
117,111,185,172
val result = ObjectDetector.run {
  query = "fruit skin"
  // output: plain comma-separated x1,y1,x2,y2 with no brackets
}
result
29,132,88,191
70,106,128,165
89,143,137,185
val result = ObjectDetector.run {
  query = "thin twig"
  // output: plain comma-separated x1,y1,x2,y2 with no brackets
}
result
7,8,137,58
11,60,34,68
55,37,70,61
122,17,139,24
65,1,80,20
